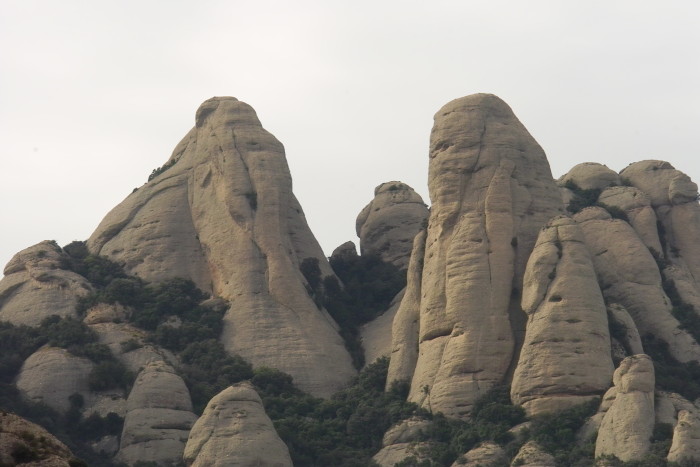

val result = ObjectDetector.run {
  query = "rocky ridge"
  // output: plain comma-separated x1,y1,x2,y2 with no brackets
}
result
1,94,700,466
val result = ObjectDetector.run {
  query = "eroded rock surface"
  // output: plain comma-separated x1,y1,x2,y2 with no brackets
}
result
371,417,433,467
87,97,355,396
117,361,197,466
510,440,555,466
574,207,700,362
512,216,613,416
454,441,507,467
16,347,93,413
0,411,79,466
668,409,700,463
558,162,620,191
403,93,563,417
356,181,429,270
183,382,291,467
0,241,92,326
596,354,655,462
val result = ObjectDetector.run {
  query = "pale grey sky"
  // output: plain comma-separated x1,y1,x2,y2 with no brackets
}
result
2,0,699,273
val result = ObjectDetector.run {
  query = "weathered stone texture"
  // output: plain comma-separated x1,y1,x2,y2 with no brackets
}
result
596,354,655,462
356,181,429,270
183,382,292,467
512,216,613,416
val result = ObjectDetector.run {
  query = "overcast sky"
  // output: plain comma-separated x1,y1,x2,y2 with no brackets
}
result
2,1,699,274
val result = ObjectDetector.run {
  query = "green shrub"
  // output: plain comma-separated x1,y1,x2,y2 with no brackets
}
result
88,360,133,392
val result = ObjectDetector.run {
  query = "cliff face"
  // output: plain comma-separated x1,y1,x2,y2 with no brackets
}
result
86,97,355,397
4,94,700,466
388,94,564,417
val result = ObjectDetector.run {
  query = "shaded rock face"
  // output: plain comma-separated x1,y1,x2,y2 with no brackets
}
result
394,93,563,417
0,411,78,467
454,441,507,467
371,417,433,467
596,354,655,462
622,161,700,283
15,347,93,413
87,97,355,397
183,382,292,467
360,288,404,367
116,361,197,466
0,241,92,326
573,207,700,363
511,216,613,416
356,181,429,270
510,440,555,466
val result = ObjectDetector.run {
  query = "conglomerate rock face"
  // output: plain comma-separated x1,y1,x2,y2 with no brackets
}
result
183,382,292,467
356,181,429,270
390,93,564,417
87,97,355,397
595,354,656,462
0,411,79,467
511,216,613,416
0,241,92,326
116,361,198,466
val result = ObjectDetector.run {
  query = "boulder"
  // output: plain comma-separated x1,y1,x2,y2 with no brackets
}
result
0,411,79,466
15,347,93,413
510,441,555,466
371,417,433,467
0,241,92,326
558,162,620,191
183,382,292,467
355,181,429,270
512,216,613,416
116,361,197,466
87,97,355,396
454,441,508,467
595,354,655,462
406,94,563,417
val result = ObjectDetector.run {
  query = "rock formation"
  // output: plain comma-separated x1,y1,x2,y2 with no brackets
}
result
15,347,93,413
356,181,429,270
510,441,555,466
558,162,621,191
371,417,434,467
391,93,563,417
0,241,91,326
573,207,700,362
511,216,613,415
0,411,80,466
87,97,355,397
595,354,655,462
116,361,198,466
455,442,508,467
183,382,292,467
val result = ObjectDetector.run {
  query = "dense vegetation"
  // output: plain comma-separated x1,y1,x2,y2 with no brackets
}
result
301,253,406,368
564,180,629,221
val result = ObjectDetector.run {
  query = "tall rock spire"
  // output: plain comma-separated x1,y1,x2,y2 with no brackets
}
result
389,93,563,417
88,97,355,396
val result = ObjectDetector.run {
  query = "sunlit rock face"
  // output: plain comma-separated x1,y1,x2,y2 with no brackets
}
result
356,181,429,270
391,93,564,417
511,216,614,416
87,97,355,397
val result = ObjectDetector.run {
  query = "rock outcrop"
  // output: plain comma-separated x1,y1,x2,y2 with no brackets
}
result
394,93,563,417
371,417,433,467
558,162,620,191
0,411,80,466
87,97,355,396
668,409,700,463
355,181,429,270
574,207,700,362
596,354,655,462
15,347,93,413
511,216,613,415
0,241,92,326
454,441,507,467
116,361,197,466
183,382,292,467
510,440,555,466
